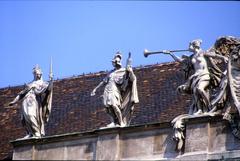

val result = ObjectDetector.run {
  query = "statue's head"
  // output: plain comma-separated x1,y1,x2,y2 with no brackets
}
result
112,52,122,68
32,64,42,80
189,39,202,52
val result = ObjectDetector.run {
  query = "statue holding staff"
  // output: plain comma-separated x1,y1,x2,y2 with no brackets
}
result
91,52,139,127
9,62,53,139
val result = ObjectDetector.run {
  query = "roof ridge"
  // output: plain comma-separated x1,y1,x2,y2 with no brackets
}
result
0,61,179,90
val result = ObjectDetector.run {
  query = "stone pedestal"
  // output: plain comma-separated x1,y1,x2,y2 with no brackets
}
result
11,115,240,160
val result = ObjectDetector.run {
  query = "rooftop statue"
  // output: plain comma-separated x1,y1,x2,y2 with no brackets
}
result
144,36,240,151
91,52,139,128
8,63,53,139
165,39,227,115
145,40,227,115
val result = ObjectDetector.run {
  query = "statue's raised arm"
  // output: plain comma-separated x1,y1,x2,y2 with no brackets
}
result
91,52,139,128
91,81,105,96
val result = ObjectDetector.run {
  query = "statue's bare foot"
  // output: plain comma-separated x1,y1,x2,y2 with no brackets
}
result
106,122,116,128
17,134,31,140
120,122,126,127
113,123,125,127
206,110,221,117
23,135,31,139
99,122,117,129
193,109,203,116
35,133,41,137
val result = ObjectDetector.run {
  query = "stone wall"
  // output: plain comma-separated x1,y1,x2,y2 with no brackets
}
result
11,115,240,160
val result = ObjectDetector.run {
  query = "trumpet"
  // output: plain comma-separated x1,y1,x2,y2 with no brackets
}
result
144,49,189,57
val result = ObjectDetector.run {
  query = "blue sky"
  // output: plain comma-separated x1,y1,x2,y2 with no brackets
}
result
0,1,239,88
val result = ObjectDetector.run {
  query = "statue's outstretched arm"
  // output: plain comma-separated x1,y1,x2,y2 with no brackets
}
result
8,87,29,106
91,81,105,96
162,50,183,62
8,95,21,106
169,53,183,62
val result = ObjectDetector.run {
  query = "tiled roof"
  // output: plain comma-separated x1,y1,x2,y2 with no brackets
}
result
0,62,191,159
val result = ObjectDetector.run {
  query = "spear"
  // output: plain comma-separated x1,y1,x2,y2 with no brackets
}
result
44,57,53,123
126,52,132,67
49,57,53,81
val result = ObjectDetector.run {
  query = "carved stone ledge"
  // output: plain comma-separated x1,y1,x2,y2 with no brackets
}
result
11,116,240,160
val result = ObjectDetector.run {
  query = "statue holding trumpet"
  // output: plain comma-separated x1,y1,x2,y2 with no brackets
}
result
144,39,229,151
144,39,228,115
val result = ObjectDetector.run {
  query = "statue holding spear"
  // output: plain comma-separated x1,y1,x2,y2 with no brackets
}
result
8,60,53,139
91,52,139,127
